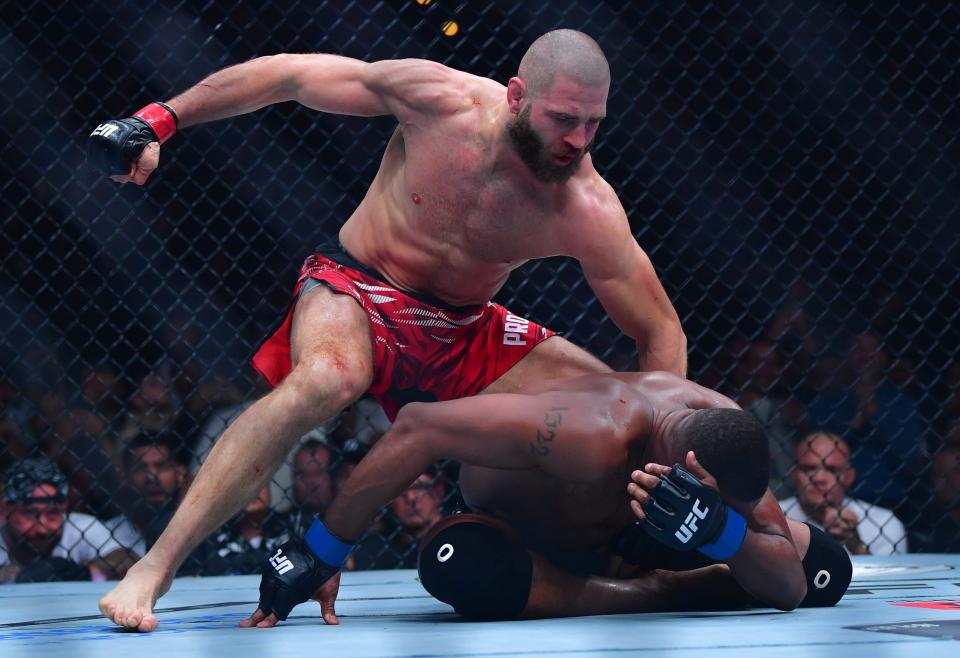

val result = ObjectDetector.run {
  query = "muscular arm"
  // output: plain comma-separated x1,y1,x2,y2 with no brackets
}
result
324,389,634,540
633,454,807,610
725,489,807,610
572,190,687,377
166,54,461,128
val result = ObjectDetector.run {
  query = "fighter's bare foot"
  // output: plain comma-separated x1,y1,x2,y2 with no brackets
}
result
99,560,171,632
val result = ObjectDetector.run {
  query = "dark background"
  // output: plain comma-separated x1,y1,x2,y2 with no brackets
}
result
1,0,958,560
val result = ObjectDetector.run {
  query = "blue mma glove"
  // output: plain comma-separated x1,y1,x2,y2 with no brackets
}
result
640,464,747,560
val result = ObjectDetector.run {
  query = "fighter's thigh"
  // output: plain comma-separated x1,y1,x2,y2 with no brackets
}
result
288,283,375,400
482,336,611,395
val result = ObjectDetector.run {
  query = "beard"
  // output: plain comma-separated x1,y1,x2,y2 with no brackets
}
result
507,105,594,184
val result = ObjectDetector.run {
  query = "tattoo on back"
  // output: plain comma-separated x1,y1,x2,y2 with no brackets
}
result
530,406,568,457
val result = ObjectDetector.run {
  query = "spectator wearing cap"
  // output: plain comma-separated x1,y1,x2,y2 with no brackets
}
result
0,458,136,583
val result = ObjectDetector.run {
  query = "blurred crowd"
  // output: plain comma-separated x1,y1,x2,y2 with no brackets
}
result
1,283,958,583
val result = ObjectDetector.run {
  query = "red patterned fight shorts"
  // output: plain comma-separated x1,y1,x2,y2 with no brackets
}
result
252,250,556,420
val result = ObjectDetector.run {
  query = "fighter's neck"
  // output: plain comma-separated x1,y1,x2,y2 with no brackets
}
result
643,408,697,467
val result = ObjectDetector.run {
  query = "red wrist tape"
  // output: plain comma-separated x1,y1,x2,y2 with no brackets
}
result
133,102,178,143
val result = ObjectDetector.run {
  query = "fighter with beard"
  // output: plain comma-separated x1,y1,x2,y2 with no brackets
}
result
88,30,689,631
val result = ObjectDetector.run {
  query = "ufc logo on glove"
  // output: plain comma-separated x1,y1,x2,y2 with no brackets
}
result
674,498,709,544
269,548,294,575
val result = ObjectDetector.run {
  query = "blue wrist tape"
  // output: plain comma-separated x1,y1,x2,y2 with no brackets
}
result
698,507,747,561
305,518,353,566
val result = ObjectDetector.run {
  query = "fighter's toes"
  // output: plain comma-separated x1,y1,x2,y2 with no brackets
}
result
138,614,158,633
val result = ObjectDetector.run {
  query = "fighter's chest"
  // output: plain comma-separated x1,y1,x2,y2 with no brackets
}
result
402,144,562,257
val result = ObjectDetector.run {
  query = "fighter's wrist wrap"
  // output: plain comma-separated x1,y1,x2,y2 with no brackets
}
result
640,464,747,560
87,101,178,175
132,102,178,143
698,506,747,560
305,518,354,565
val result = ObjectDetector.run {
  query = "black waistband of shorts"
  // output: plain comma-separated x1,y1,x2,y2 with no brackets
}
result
313,242,485,314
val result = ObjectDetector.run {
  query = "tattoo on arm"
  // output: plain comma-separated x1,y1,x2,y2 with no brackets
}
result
530,406,568,457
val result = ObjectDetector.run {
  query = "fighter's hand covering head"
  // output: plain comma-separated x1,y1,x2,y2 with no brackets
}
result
632,455,747,561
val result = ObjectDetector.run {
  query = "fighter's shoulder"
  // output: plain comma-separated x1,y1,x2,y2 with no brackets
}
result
620,371,734,410
559,170,629,259
568,162,624,220
541,374,654,425
370,60,498,116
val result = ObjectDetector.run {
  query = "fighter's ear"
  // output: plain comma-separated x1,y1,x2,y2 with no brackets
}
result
506,77,526,114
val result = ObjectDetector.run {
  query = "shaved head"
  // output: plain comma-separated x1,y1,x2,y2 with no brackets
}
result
519,30,610,97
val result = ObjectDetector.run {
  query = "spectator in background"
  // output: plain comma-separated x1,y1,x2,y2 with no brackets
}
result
105,433,194,567
909,445,960,553
348,470,449,570
56,432,121,519
68,363,128,451
0,458,134,583
203,484,289,575
780,431,907,555
117,369,182,447
767,278,823,373
806,331,925,510
0,378,31,471
727,336,806,498
282,439,338,534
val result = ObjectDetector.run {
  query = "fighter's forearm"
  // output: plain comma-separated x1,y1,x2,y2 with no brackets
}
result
635,326,687,378
323,413,435,541
165,55,299,129
725,529,806,610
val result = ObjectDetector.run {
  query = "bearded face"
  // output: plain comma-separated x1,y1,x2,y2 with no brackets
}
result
507,105,594,184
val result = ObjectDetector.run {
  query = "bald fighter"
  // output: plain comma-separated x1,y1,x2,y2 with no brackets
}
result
243,372,851,627
89,30,687,630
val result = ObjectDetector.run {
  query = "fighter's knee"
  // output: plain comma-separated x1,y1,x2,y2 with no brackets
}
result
286,354,372,410
417,515,533,621
798,523,852,608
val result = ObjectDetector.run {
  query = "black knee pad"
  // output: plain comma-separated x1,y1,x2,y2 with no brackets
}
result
418,517,533,620
799,522,852,607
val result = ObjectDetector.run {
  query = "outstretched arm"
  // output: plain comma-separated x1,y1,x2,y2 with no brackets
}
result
324,389,631,541
574,191,687,377
167,55,461,127
91,55,464,184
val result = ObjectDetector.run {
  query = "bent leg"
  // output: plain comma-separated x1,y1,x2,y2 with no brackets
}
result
417,514,749,621
99,284,375,631
481,336,612,395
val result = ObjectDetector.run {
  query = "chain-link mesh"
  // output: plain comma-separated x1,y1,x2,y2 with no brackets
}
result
2,0,958,581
